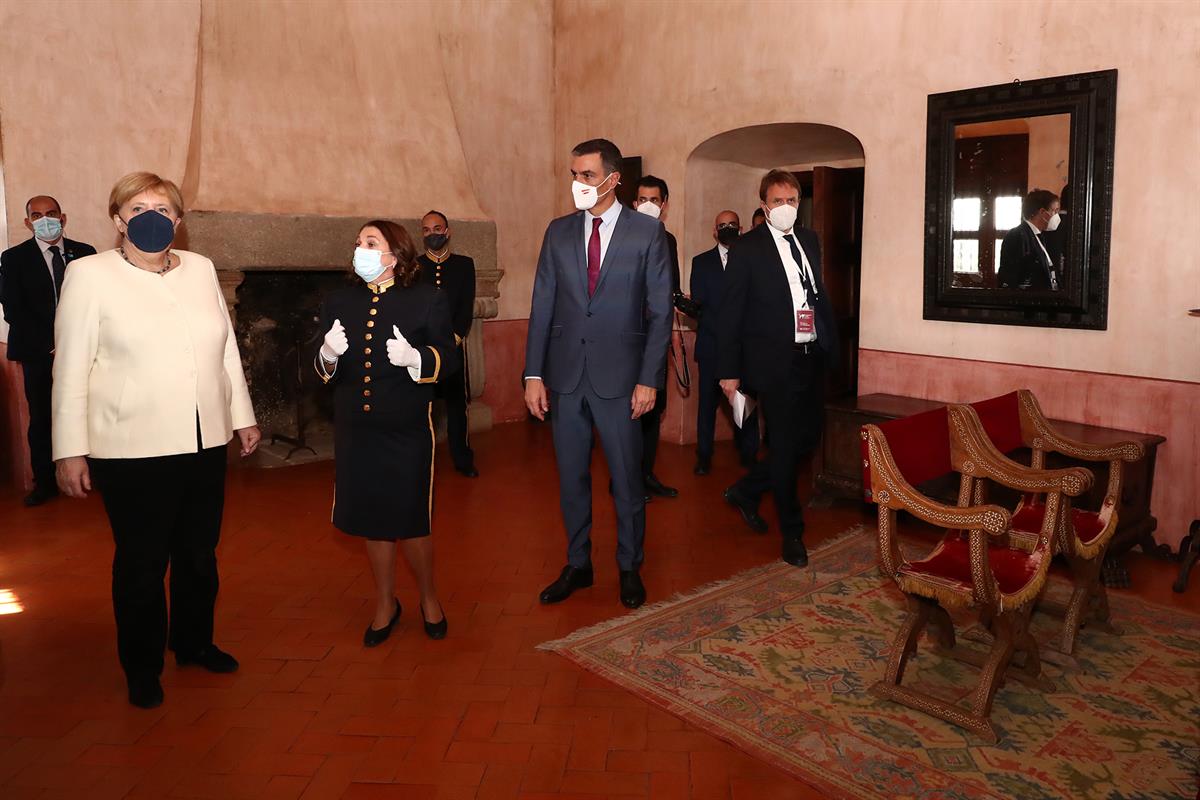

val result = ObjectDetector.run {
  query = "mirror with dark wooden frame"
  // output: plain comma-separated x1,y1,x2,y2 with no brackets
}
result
923,70,1117,329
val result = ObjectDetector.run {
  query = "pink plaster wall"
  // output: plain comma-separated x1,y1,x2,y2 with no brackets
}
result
859,349,1198,550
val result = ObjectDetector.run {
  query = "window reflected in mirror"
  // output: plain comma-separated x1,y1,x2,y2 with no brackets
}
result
951,113,1070,289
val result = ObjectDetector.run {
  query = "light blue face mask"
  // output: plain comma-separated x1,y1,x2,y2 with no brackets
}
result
353,247,387,283
32,216,63,242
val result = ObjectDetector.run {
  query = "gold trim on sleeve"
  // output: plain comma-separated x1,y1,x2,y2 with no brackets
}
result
416,346,442,384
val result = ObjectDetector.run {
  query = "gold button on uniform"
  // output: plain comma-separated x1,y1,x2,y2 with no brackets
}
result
367,320,375,328
371,296,379,303
364,376,371,383
364,361,372,369
365,333,373,340
363,389,371,397
369,308,377,316
363,404,371,412
364,347,372,355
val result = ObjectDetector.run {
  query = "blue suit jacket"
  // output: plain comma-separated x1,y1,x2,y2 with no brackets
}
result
524,205,673,399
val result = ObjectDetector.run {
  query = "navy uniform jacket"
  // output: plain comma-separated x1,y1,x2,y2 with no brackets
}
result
315,278,459,427
689,245,726,365
524,205,672,399
417,252,475,343
1,236,96,361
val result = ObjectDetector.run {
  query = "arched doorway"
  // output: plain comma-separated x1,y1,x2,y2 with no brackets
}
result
684,122,865,397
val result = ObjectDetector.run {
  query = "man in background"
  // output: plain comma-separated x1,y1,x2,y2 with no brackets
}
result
997,189,1060,291
750,207,766,229
418,210,478,476
0,195,96,505
631,175,680,500
690,210,758,475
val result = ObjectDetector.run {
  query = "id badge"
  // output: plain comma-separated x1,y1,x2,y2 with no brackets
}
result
796,308,815,334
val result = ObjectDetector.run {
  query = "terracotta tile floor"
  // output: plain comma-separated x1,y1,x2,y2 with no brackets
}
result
0,421,1193,799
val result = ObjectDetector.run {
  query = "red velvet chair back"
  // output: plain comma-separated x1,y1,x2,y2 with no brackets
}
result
969,392,1025,455
865,407,953,492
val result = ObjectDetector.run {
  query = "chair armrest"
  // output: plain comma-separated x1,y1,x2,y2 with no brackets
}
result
1016,390,1145,462
949,405,1093,497
863,424,1010,534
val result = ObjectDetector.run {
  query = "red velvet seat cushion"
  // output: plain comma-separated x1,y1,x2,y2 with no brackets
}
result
905,535,1044,596
969,392,1025,455
1011,502,1107,545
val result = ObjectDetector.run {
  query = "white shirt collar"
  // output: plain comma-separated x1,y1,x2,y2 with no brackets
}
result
587,198,622,229
717,243,729,258
35,235,65,255
1024,219,1043,237
766,221,795,243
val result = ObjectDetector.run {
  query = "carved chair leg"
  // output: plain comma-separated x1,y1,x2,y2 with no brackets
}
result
1012,604,1056,692
879,595,933,687
1060,556,1103,656
969,610,1016,727
1172,521,1200,594
928,603,956,651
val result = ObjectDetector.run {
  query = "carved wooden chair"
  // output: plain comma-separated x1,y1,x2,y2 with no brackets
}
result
861,404,1091,741
963,390,1144,657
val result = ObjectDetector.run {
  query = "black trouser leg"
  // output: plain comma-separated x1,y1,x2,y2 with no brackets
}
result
20,356,55,489
441,345,474,470
640,385,667,477
167,446,227,655
695,360,718,463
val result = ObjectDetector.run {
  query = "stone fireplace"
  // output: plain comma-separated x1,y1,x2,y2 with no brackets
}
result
183,211,501,465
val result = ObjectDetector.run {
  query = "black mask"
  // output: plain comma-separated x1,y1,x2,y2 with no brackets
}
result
716,226,740,246
424,233,449,252
125,210,176,253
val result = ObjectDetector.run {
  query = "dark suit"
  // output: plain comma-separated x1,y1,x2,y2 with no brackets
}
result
418,252,476,471
718,223,836,540
690,245,758,466
525,205,672,570
640,230,681,478
0,236,96,489
997,222,1053,289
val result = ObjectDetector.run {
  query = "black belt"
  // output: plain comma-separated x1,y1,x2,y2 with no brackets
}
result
792,341,819,354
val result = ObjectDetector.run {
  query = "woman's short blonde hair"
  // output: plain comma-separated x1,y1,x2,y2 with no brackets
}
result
108,172,185,218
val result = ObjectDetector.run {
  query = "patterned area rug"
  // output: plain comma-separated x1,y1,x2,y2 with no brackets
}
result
540,527,1200,799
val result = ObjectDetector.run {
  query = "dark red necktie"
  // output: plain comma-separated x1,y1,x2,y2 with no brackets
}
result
587,217,603,297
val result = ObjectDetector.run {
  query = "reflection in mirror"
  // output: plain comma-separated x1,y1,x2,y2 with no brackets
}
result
950,114,1070,290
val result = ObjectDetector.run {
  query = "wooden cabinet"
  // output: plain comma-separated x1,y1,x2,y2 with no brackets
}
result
815,393,1168,581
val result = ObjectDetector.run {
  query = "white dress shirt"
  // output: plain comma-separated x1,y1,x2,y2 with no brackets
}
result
718,243,729,268
765,223,818,343
583,198,623,267
35,235,65,303
1025,220,1058,290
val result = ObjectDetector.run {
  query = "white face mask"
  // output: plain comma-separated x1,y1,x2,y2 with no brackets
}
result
635,201,661,220
353,247,387,283
572,174,615,211
1044,212,1061,232
766,203,798,232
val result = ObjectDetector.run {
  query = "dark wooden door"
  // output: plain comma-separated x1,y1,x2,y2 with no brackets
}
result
811,166,864,398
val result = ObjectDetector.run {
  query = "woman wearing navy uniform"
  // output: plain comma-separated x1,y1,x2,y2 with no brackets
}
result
315,220,458,645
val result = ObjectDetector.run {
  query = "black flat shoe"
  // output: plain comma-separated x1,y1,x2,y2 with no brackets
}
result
782,537,809,568
644,474,678,498
175,644,239,673
539,564,594,604
723,486,768,533
364,599,401,647
421,604,448,640
127,676,164,709
619,570,646,609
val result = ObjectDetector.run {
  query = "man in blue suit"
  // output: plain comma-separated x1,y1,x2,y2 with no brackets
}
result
524,138,672,609
690,210,759,476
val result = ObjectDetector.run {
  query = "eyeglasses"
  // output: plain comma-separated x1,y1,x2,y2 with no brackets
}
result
716,223,739,231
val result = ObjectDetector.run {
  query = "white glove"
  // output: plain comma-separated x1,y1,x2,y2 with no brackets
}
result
387,325,422,370
319,318,348,362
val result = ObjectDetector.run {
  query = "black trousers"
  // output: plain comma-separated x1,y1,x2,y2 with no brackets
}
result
640,381,668,478
20,355,55,490
436,343,474,470
734,349,824,540
696,357,759,466
90,444,228,681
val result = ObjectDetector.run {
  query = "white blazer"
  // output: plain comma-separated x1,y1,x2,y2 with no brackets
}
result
52,249,256,460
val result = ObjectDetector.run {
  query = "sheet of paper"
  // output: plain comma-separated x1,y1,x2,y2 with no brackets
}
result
731,390,756,429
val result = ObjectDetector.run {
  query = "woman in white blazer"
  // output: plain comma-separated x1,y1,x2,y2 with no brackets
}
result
52,172,260,709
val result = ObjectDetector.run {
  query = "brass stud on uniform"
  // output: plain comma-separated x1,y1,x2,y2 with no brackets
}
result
366,333,373,340
364,347,372,355
369,308,377,316
364,361,372,369
371,296,379,303
363,389,371,397
364,376,371,383
367,320,375,328
363,404,371,412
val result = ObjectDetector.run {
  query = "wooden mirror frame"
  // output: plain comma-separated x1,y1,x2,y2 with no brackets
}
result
923,70,1117,330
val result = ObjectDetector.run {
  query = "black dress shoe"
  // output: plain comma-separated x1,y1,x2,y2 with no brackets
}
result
723,486,768,533
175,644,239,673
693,458,711,476
363,599,401,647
23,486,59,507
421,603,448,640
127,676,164,709
782,537,809,568
539,565,593,604
456,465,479,478
619,570,646,609
644,474,678,498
